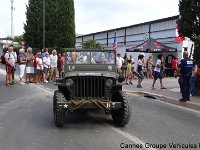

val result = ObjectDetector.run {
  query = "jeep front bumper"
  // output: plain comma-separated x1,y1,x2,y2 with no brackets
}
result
57,100,122,111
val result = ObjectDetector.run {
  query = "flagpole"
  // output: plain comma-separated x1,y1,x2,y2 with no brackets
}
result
113,30,117,52
11,0,14,38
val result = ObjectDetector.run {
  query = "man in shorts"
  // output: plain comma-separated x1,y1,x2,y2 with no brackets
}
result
152,54,166,90
5,46,15,86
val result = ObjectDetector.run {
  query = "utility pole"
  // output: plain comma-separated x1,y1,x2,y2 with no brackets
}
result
43,0,45,49
11,0,14,38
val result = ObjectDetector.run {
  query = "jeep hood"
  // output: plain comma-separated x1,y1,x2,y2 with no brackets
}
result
65,71,117,78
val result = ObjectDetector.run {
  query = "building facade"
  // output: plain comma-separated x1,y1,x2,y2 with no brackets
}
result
76,15,193,69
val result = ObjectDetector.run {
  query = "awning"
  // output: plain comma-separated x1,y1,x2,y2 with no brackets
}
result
126,38,177,53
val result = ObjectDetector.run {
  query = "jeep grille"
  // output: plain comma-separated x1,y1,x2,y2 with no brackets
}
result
73,77,105,99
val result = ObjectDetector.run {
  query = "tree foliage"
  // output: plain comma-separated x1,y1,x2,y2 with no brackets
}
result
13,35,24,43
24,0,76,49
81,39,102,49
178,0,200,65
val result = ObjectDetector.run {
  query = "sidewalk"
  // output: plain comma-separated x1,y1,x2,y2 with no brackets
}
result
123,77,200,111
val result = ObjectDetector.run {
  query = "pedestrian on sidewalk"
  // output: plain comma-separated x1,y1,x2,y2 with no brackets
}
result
125,59,133,85
35,53,43,84
25,47,35,83
49,50,58,82
190,59,197,96
43,52,50,83
178,51,193,102
33,51,40,83
171,56,179,78
116,53,124,76
18,48,27,85
57,53,62,78
122,53,128,78
137,54,145,88
152,54,166,90
12,47,17,84
5,46,15,86
60,53,65,78
146,56,153,79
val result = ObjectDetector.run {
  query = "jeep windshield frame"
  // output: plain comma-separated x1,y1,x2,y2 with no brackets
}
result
65,49,116,65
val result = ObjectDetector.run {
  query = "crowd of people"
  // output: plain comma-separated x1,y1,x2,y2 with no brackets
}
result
116,52,166,89
1,45,65,85
116,51,199,99
0,46,199,99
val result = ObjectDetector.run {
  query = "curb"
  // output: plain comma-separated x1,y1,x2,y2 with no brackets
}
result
124,90,200,111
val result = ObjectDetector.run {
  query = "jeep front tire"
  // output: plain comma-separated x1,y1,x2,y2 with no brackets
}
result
53,90,65,127
111,91,131,127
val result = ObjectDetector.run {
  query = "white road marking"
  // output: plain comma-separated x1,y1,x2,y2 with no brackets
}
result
29,84,53,96
45,88,52,91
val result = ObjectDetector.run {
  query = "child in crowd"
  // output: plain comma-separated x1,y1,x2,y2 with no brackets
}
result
125,60,133,85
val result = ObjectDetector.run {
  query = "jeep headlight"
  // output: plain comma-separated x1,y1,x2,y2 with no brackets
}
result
105,79,113,87
66,79,73,86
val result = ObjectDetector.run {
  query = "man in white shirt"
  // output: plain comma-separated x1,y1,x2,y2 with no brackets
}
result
5,46,15,85
50,49,58,82
116,53,124,76
152,54,166,90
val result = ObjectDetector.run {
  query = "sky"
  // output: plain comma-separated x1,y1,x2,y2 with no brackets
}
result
0,0,179,37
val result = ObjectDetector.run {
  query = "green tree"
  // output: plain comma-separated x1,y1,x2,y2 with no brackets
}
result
56,0,76,48
24,0,43,48
178,0,200,65
24,0,75,49
178,0,200,95
13,35,24,43
81,39,102,49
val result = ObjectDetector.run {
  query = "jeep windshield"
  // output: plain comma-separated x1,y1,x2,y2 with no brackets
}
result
66,51,115,64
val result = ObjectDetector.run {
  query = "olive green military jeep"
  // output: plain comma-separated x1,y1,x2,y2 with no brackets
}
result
53,49,131,127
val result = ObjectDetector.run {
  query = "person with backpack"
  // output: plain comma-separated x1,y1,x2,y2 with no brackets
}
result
4,46,16,86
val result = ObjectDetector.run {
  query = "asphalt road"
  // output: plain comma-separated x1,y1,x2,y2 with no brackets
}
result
0,68,200,150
